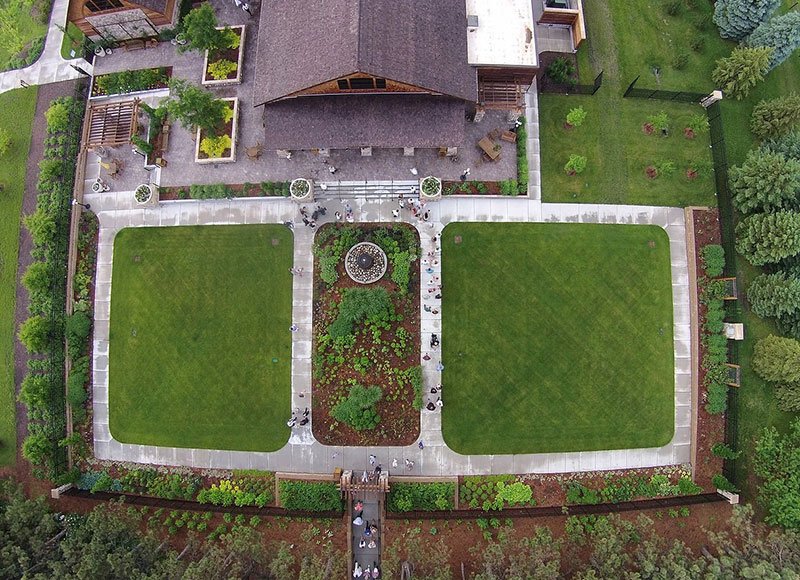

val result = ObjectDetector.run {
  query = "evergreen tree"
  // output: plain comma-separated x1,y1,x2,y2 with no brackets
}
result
736,212,800,265
752,334,800,383
747,272,800,318
713,0,781,40
729,149,800,213
711,46,773,100
747,12,800,70
762,130,800,160
774,383,800,412
754,419,800,529
751,93,800,140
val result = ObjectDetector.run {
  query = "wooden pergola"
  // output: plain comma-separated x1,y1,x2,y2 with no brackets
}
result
85,99,139,149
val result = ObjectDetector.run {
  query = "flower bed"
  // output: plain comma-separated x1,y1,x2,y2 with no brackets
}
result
312,224,421,446
278,480,343,512
195,97,238,163
443,180,524,196
202,25,245,85
387,482,456,512
91,67,171,98
159,181,292,200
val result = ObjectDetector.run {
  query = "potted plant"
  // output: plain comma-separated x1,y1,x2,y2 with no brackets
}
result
420,176,442,199
290,178,313,200
134,183,157,204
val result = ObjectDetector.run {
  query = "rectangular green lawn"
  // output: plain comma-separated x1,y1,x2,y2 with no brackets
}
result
441,223,675,454
109,225,293,451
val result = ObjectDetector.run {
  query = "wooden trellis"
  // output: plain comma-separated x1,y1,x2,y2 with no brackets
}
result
85,99,139,149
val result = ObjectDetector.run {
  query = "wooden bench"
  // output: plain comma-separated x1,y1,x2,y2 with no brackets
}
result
501,130,517,143
123,39,146,51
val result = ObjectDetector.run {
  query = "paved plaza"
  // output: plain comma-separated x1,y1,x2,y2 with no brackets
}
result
86,190,691,476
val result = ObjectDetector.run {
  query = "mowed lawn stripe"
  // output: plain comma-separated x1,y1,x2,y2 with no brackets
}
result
109,225,293,451
441,223,674,454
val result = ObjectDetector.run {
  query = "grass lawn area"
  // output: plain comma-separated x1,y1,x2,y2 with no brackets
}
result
441,223,675,454
59,22,86,60
0,0,48,70
540,95,716,206
0,87,38,466
109,225,293,451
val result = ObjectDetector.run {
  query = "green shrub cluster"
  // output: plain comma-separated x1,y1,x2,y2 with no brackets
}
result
331,383,382,430
698,278,730,414
19,96,85,478
516,116,528,194
372,226,419,294
460,476,535,511
314,225,362,286
278,481,342,511
197,472,274,507
387,482,455,512
566,474,701,504
189,183,233,199
328,287,394,339
701,244,725,277
259,181,291,196
94,68,169,96
3,35,46,72
117,468,201,500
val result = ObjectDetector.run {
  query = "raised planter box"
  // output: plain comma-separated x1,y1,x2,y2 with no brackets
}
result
90,67,172,99
201,25,245,86
194,97,239,164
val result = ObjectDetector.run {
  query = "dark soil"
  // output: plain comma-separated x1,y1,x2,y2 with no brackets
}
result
312,224,420,446
691,208,725,489
645,166,658,179
642,123,654,135
684,127,696,139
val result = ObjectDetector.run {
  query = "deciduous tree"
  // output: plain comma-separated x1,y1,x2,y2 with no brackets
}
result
164,79,228,134
712,46,773,100
735,211,800,265
179,3,229,54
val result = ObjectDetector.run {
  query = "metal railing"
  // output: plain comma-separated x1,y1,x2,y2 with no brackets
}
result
623,76,708,102
539,70,603,96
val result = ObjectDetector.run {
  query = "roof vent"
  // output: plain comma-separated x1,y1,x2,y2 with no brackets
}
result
467,14,479,28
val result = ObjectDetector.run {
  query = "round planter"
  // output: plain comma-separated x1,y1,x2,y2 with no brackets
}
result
344,242,388,284
290,178,313,201
134,183,156,205
420,176,442,200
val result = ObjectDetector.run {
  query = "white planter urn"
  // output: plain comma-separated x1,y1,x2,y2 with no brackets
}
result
290,178,314,202
419,176,442,200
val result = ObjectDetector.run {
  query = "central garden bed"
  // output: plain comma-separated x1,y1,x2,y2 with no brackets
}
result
108,225,293,451
312,224,421,446
441,222,675,454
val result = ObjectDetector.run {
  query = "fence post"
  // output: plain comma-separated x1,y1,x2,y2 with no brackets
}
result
623,76,640,98
592,70,603,95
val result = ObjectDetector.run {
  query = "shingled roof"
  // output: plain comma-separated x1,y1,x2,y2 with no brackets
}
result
254,0,477,105
262,95,465,149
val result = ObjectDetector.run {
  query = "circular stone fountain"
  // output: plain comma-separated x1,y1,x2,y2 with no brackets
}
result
344,242,387,284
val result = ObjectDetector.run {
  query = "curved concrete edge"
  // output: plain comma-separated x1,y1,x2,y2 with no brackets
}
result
88,192,691,475
0,0,93,94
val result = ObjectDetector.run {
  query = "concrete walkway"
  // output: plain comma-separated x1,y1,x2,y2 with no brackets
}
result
86,192,691,475
0,0,91,94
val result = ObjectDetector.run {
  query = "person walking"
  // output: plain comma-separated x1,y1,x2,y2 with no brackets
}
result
418,440,424,450
369,454,376,465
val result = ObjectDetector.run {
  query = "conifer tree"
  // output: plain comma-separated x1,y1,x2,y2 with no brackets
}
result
747,12,800,70
736,212,800,266
729,149,800,213
711,46,773,100
713,0,780,40
747,272,800,318
751,93,800,140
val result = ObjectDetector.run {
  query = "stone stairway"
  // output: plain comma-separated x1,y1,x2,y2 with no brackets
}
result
314,180,419,199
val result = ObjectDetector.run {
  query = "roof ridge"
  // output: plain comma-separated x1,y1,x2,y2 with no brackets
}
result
356,0,364,69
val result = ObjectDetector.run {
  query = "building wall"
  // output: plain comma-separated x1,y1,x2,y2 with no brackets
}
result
68,0,175,38
286,73,435,100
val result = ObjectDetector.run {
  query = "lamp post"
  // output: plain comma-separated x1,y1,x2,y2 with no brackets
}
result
72,199,91,210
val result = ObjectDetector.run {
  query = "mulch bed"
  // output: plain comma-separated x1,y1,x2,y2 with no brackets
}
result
691,208,725,489
158,183,291,200
442,180,525,196
204,28,243,83
312,223,420,446
196,101,235,160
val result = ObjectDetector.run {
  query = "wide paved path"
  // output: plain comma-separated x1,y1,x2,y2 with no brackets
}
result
85,192,691,475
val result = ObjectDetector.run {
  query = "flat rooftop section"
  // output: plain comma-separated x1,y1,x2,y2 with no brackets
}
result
466,0,537,67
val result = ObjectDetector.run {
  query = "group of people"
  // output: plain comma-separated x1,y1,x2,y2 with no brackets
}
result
298,205,327,228
352,500,380,578
286,407,309,428
396,195,430,222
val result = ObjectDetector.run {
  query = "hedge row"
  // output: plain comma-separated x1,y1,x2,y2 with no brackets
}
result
699,246,730,415
278,481,342,512
387,482,455,512
18,95,85,479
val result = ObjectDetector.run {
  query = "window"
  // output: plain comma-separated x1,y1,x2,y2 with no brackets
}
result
85,0,123,11
336,77,388,90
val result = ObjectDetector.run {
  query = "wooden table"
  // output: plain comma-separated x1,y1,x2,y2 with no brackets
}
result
478,137,500,160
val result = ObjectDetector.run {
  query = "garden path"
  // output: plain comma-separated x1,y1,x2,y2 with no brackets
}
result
0,0,91,94
83,191,691,476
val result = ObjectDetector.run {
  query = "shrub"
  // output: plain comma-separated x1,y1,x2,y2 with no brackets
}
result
565,107,587,127
711,474,739,493
664,0,682,16
516,117,528,193
22,433,51,466
199,134,232,158
564,154,587,175
750,93,800,141
66,311,91,343
677,477,703,495
705,382,729,414
690,36,706,52
207,59,237,81
753,419,800,528
712,442,742,459
18,316,50,353
753,335,800,383
279,481,342,511
328,287,393,339
196,474,274,507
774,383,800,412
647,111,669,133
44,101,70,132
495,481,534,508
407,366,423,411
701,245,725,277
387,482,455,512
546,57,575,84
566,482,600,505
390,250,412,294
331,384,382,430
